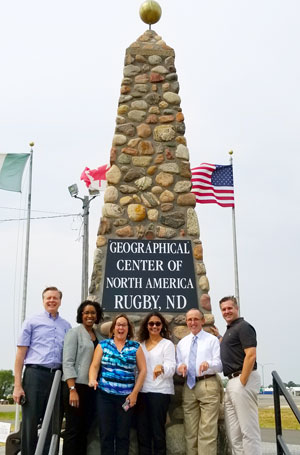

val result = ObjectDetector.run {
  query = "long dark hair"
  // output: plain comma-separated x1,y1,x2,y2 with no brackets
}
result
138,312,170,342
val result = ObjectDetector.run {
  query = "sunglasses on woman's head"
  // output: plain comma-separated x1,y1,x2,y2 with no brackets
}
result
148,321,162,327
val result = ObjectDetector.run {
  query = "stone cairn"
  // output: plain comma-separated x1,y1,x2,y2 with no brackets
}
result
88,30,229,455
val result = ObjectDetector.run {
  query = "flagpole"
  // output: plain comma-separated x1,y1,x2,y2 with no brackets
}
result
15,142,34,432
21,143,34,323
229,151,240,311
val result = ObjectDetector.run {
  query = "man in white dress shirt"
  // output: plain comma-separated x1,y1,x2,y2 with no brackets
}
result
176,308,222,455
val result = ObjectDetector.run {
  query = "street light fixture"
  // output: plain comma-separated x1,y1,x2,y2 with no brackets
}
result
68,183,98,300
68,184,79,197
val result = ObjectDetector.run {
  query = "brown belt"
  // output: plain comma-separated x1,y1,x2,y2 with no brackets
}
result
227,367,257,380
195,374,216,382
227,370,242,380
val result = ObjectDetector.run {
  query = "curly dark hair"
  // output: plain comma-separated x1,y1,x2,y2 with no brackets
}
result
138,312,170,342
110,313,134,340
76,300,103,324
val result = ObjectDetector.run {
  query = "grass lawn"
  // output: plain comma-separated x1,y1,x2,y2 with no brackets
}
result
0,411,21,422
259,408,300,430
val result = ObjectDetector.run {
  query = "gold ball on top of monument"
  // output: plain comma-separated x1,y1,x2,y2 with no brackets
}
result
139,0,162,25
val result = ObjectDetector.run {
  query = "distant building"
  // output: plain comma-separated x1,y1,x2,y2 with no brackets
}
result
289,387,300,397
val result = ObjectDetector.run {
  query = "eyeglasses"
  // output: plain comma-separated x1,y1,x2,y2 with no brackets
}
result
82,311,97,316
148,321,162,327
116,323,128,328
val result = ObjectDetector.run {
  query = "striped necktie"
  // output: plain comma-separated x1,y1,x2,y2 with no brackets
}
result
187,335,198,389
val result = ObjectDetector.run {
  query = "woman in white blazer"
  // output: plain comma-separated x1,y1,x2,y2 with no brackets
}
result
62,300,103,455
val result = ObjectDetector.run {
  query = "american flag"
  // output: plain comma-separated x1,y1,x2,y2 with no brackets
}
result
191,163,235,208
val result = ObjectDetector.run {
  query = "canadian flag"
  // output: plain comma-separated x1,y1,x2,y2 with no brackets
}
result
80,164,110,192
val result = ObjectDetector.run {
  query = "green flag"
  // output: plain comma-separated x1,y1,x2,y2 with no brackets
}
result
0,153,30,192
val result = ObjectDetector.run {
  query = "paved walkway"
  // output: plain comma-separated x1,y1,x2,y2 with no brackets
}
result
1,441,299,455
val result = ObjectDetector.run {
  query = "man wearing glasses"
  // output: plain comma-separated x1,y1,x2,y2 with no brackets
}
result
13,286,71,455
176,308,222,455
219,296,261,455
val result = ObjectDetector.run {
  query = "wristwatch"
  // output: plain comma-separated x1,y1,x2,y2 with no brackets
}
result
69,386,76,391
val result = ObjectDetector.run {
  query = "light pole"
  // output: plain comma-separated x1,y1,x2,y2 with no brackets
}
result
258,363,274,390
68,184,97,300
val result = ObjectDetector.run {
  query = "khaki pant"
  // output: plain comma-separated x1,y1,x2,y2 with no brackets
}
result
225,370,262,455
182,375,220,455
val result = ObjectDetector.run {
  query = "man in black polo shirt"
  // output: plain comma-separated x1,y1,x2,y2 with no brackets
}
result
219,296,262,455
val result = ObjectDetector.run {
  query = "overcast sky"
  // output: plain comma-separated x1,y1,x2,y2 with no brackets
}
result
1,0,299,386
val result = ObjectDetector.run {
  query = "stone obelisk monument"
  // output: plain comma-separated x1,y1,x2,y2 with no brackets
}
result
89,4,213,326
88,2,229,454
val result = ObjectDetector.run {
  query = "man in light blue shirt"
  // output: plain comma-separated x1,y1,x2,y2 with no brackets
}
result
13,286,71,455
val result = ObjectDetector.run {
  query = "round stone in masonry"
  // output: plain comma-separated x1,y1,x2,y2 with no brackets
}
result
115,123,136,136
158,163,179,174
102,203,124,218
156,226,176,239
121,147,138,156
147,165,157,175
104,186,118,203
163,92,181,105
128,138,141,147
124,168,145,182
116,226,134,237
117,153,131,165
137,123,152,138
160,211,185,228
132,156,153,167
148,55,162,65
155,172,174,187
147,208,159,221
119,185,138,194
187,208,200,236
119,196,133,206
128,110,147,122
134,84,149,93
177,193,196,207
145,93,161,105
116,116,126,125
161,203,174,212
135,176,152,191
131,91,144,99
119,95,132,103
127,204,147,221
123,64,140,77
135,74,149,84
166,73,178,81
112,134,127,145
113,218,128,226
159,190,175,202
106,165,122,184
135,54,147,63
131,100,148,110
138,140,154,155
174,180,192,193
151,65,168,74
153,125,176,142
141,192,160,208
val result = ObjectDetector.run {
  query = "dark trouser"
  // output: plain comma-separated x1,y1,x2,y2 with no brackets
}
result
136,392,170,455
62,381,97,455
98,389,133,455
21,366,58,455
